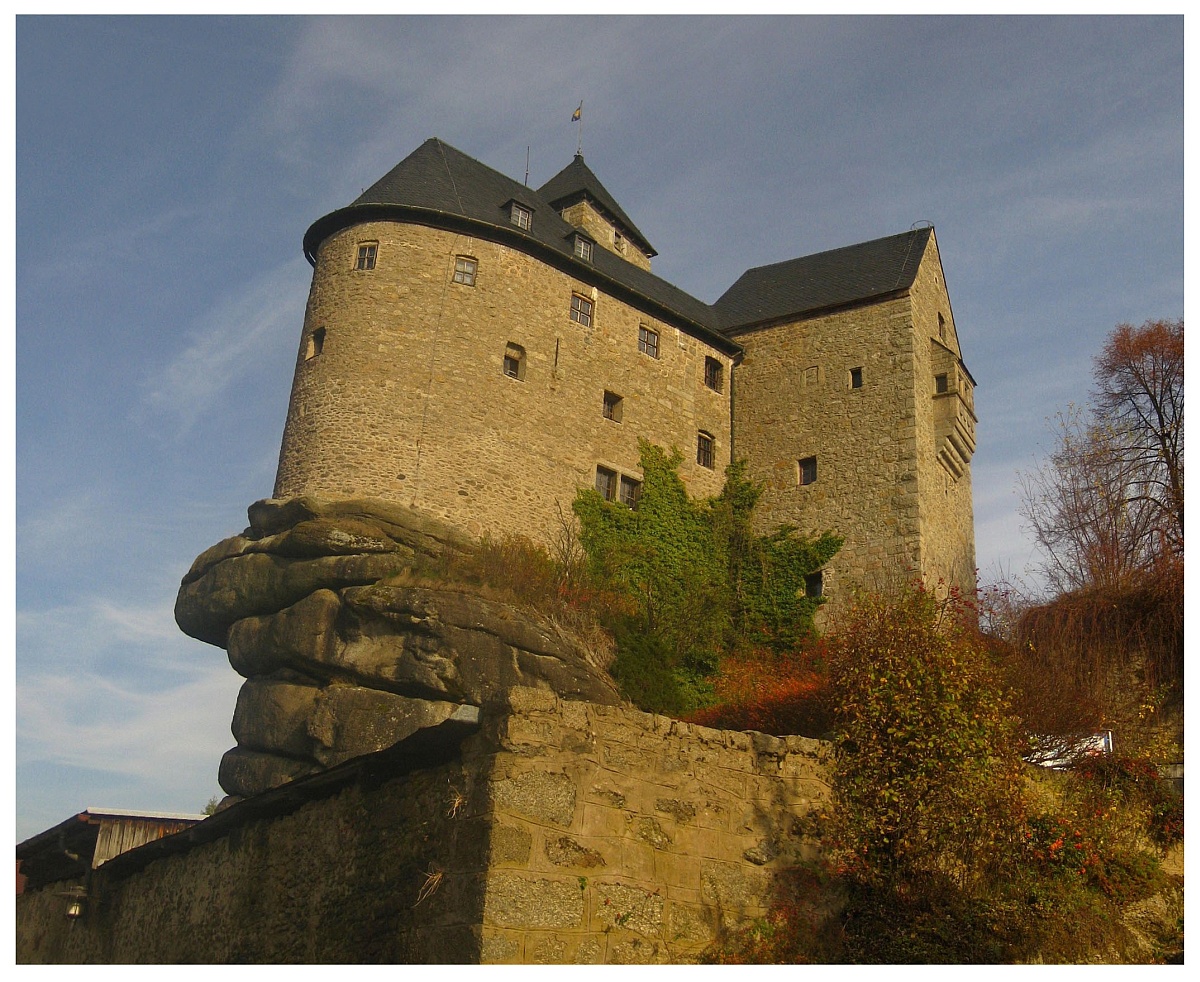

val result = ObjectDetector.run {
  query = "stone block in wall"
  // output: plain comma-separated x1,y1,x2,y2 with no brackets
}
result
700,860,772,928
594,881,664,937
489,770,577,828
482,871,584,930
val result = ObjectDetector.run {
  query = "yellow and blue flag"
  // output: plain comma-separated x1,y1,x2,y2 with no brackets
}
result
571,102,582,122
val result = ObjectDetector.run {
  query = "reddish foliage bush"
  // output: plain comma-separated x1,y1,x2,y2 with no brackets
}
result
684,645,833,737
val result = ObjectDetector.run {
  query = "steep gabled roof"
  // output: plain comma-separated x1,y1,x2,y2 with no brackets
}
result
537,153,656,257
303,139,737,355
714,227,934,332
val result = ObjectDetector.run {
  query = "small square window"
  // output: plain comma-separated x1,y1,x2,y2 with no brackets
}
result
574,237,593,262
453,256,477,286
697,431,715,469
850,366,863,389
602,390,623,422
638,326,659,359
356,243,378,270
704,357,723,392
511,203,532,230
595,466,617,502
799,456,817,486
804,571,824,598
503,342,526,381
570,294,593,327
935,373,949,394
619,475,641,509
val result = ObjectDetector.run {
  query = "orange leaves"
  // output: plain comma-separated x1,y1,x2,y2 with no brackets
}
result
684,646,832,737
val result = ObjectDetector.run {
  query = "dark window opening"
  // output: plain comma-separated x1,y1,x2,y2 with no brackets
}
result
697,431,715,469
804,571,824,598
619,476,642,509
850,366,863,389
799,456,817,486
595,466,617,502
602,390,623,422
935,373,949,394
503,342,526,380
704,357,723,392
305,326,326,361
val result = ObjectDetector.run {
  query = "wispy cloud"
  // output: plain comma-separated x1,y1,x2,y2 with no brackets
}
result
17,661,241,783
137,258,308,437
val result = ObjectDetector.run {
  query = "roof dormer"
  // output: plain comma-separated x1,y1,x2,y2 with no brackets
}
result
571,232,595,263
505,199,534,231
537,153,655,271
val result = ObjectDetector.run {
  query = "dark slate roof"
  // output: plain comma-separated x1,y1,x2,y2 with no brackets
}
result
714,227,934,333
537,153,656,257
302,139,938,356
303,138,736,354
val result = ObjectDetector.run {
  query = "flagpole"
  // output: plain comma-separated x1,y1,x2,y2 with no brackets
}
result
575,101,583,156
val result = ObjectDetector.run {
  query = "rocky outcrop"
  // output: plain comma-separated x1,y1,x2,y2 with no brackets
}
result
178,497,620,799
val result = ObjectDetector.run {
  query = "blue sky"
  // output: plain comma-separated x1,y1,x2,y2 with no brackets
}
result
11,15,1184,841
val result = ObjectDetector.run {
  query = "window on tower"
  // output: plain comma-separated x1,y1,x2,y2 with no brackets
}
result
638,326,659,359
570,294,593,327
453,256,477,286
503,342,526,381
355,243,378,270
704,357,723,392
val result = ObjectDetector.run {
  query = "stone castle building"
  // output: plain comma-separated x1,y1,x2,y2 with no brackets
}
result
275,137,977,605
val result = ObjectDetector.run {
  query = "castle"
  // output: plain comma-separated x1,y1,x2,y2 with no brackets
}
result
17,140,981,963
275,137,977,608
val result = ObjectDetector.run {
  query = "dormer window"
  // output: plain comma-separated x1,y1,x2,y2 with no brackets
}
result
574,236,593,262
510,202,532,231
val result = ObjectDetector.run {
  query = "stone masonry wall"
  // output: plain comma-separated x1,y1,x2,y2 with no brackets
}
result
907,234,977,597
731,231,977,610
731,294,922,610
17,691,833,965
474,688,832,964
274,221,731,549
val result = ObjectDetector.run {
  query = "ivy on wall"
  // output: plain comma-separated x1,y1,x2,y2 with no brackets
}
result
574,441,841,714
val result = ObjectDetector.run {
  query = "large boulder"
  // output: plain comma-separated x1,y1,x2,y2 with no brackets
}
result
178,497,619,798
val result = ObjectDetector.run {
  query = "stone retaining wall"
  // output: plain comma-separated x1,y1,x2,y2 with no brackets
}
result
16,690,833,964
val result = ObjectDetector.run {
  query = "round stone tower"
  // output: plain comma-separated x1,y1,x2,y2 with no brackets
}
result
273,138,737,544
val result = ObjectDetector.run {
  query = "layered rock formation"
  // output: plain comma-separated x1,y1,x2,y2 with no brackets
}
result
177,497,619,800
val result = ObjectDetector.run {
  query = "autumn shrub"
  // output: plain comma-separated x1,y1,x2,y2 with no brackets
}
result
826,584,1027,891
685,643,833,737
